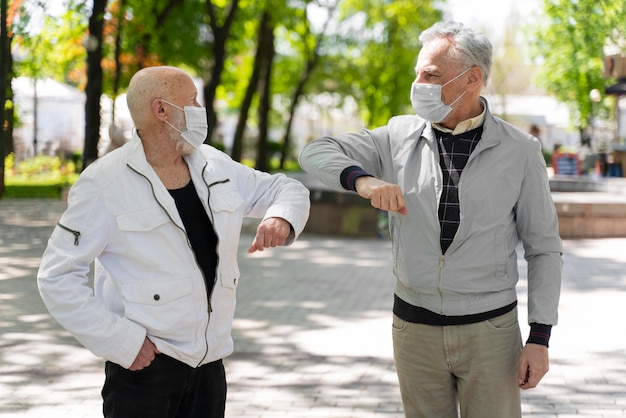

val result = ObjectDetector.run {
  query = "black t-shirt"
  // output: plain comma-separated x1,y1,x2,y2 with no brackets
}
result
168,180,219,299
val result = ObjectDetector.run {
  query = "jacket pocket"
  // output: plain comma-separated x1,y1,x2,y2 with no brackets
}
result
493,227,509,279
209,184,244,213
121,278,194,341
116,207,170,232
219,266,240,289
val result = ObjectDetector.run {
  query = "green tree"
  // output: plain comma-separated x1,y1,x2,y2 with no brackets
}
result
484,8,537,121
528,0,626,137
325,0,441,128
202,0,241,144
276,0,338,170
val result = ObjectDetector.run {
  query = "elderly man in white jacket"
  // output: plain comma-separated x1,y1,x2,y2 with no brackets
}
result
37,66,310,418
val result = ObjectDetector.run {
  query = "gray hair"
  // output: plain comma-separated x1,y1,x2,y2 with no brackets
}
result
419,21,492,86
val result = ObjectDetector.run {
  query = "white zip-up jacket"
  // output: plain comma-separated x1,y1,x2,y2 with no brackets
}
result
38,133,310,369
299,99,562,326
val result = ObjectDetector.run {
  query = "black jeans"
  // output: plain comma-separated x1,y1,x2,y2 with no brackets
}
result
102,354,227,418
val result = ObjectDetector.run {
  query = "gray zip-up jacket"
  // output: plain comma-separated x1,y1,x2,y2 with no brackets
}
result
299,100,562,326
38,133,310,368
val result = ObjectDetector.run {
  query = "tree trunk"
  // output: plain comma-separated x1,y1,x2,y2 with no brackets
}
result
3,38,13,158
279,2,336,169
203,35,226,145
111,0,125,123
256,15,275,171
83,0,107,170
280,69,307,170
203,0,240,145
231,11,270,162
0,0,7,197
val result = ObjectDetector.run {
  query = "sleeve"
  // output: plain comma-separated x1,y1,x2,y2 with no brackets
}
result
37,172,146,368
298,127,390,191
233,163,311,244
515,139,563,327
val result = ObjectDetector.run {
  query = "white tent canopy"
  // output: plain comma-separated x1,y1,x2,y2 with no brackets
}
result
12,77,85,159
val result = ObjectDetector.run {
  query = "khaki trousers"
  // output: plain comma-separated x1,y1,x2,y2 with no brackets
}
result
392,308,522,418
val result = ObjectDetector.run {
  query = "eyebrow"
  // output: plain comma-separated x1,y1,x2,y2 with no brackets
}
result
416,66,438,75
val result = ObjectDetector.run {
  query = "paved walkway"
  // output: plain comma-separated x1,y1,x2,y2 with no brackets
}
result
0,198,625,417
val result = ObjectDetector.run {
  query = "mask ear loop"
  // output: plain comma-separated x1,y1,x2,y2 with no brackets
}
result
441,67,472,108
447,90,468,107
160,99,186,134
441,67,472,88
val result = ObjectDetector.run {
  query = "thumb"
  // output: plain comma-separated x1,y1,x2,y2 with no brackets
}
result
518,361,529,386
147,338,161,354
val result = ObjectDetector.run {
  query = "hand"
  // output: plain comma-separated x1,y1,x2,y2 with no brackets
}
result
518,343,549,389
128,337,161,371
248,217,292,253
355,177,408,215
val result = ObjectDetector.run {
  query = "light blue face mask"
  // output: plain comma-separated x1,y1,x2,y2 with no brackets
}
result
161,100,208,149
410,67,471,123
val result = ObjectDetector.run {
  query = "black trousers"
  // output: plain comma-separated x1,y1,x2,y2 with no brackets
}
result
102,354,227,418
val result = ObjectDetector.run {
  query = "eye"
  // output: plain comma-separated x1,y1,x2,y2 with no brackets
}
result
423,72,438,82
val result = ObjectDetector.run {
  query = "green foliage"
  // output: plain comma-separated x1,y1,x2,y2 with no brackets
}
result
5,154,79,190
543,150,553,167
310,0,442,127
240,155,302,172
7,0,444,167
15,0,88,86
527,0,626,129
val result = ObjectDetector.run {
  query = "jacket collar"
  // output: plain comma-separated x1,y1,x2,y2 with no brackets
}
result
420,97,500,148
125,130,208,176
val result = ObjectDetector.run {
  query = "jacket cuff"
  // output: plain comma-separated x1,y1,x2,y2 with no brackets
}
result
340,166,372,192
526,323,552,347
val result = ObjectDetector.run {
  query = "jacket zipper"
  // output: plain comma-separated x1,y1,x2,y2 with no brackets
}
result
57,223,81,245
197,164,230,366
437,255,445,314
127,164,214,367
203,173,231,314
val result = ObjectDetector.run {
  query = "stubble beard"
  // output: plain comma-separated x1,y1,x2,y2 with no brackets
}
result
168,112,196,156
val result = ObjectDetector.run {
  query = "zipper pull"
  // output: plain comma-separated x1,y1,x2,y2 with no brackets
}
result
439,255,445,269
57,223,81,246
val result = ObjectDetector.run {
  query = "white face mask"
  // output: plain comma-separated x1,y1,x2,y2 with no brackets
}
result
161,100,208,149
410,67,471,123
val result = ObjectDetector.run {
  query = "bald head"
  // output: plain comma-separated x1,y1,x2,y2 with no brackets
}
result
126,66,195,130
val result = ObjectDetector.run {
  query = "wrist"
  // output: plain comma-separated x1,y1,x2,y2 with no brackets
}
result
340,166,372,191
527,323,552,347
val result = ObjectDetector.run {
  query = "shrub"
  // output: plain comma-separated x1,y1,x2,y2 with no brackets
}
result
4,153,79,198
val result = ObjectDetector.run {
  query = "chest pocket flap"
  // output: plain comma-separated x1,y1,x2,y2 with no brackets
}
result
209,183,244,213
116,206,170,232
121,278,192,305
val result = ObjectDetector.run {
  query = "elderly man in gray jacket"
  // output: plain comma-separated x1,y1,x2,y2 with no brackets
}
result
299,21,562,418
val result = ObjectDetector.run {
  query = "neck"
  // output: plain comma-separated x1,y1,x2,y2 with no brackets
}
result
144,143,190,190
139,132,185,169
439,98,484,130
146,151,186,169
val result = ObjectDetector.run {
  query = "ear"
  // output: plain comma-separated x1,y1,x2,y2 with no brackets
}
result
466,66,484,92
152,99,167,121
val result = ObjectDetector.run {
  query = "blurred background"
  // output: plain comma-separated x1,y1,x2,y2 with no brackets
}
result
1,0,626,197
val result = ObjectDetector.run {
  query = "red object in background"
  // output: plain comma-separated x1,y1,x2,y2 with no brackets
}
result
552,152,581,175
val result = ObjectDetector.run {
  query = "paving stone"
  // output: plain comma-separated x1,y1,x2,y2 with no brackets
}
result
1,198,625,417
